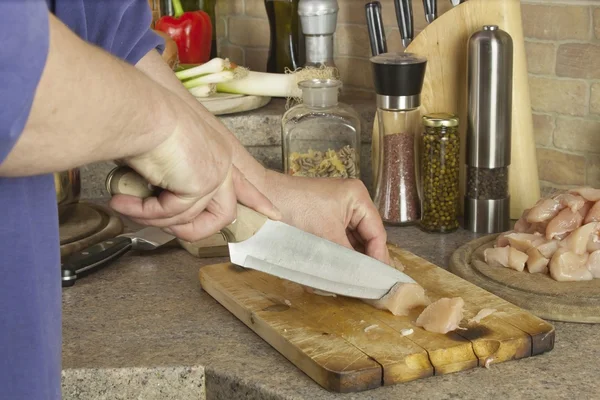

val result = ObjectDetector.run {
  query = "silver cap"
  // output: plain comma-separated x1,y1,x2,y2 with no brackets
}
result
298,0,339,35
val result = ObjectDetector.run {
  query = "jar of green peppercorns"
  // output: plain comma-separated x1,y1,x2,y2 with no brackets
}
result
419,113,460,233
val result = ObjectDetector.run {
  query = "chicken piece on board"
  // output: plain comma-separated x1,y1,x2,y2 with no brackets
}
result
366,282,430,316
526,247,549,274
588,233,600,253
586,250,600,278
536,239,560,259
415,297,465,334
559,222,599,255
505,233,545,252
545,208,584,240
584,201,600,224
527,198,563,223
578,201,594,219
514,209,532,233
496,231,515,247
569,187,600,202
484,246,528,272
554,193,586,213
549,248,592,282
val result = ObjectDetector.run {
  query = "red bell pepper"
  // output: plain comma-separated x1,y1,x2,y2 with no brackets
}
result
155,0,212,64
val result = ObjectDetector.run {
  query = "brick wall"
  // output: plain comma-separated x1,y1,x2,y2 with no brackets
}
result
213,0,600,190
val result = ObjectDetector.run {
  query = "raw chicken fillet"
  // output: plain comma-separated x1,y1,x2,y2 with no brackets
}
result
416,297,465,334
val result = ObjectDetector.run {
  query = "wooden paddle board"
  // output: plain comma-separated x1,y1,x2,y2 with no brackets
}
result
199,244,555,393
196,93,271,116
449,235,600,324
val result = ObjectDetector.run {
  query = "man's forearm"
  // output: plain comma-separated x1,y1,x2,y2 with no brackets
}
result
135,50,269,192
0,14,180,176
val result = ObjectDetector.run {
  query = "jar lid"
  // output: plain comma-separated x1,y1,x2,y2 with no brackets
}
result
422,113,459,127
298,78,342,107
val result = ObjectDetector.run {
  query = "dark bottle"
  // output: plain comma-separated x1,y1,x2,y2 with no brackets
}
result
265,0,305,73
161,0,217,59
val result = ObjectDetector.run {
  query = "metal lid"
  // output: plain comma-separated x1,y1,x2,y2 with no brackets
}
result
298,0,339,16
422,113,459,127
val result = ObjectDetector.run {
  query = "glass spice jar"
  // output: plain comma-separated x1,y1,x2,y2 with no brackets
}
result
419,113,460,233
281,79,361,179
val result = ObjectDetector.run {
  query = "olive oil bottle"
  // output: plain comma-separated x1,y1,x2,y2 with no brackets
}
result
265,0,305,73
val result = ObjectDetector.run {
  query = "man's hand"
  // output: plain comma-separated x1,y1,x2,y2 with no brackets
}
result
109,103,281,242
263,171,390,264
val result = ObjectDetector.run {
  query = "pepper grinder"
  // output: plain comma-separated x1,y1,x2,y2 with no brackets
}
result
464,25,513,233
298,0,338,67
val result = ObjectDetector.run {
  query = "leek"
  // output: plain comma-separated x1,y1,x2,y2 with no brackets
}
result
216,66,337,98
189,84,216,98
176,57,231,81
183,71,235,89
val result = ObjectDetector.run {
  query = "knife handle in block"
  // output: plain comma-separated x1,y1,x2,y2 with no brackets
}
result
105,166,268,244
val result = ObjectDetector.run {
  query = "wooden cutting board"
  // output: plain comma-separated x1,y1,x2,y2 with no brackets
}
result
449,235,600,324
196,93,271,116
199,244,555,393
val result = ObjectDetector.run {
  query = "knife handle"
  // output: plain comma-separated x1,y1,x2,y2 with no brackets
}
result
106,166,268,243
394,0,413,47
365,2,387,57
61,236,133,287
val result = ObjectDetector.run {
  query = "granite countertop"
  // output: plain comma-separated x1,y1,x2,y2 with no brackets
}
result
61,211,600,400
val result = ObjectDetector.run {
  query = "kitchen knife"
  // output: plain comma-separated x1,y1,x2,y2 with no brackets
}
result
393,0,413,49
105,166,416,300
365,2,387,57
61,226,178,287
422,0,437,23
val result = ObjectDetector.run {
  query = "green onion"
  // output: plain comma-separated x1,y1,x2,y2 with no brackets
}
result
183,71,235,89
216,66,337,98
175,57,231,81
189,84,216,98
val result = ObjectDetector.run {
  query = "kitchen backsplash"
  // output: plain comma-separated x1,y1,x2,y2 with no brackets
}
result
209,0,600,190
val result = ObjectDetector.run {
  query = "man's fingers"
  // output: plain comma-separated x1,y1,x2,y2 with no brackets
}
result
232,167,282,220
109,190,197,220
348,202,390,264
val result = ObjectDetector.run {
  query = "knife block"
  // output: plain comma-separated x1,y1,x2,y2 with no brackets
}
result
371,0,539,220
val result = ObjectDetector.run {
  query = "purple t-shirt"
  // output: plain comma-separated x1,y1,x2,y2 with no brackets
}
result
0,1,163,398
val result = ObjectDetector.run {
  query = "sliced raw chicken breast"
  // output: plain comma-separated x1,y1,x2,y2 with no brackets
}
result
554,193,586,213
496,231,515,247
559,222,599,255
505,233,545,252
584,201,600,224
588,233,600,253
527,198,563,222
569,187,600,202
545,208,584,240
526,247,549,274
484,246,528,272
415,297,465,334
536,239,560,259
586,250,600,278
367,282,430,316
514,209,532,233
549,248,592,282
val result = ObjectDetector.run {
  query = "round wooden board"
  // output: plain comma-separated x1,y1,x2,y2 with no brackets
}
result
59,203,123,259
449,235,600,323
59,203,104,244
196,93,271,116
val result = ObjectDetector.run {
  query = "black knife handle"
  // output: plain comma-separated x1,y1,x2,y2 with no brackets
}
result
422,0,437,22
365,2,387,57
61,236,133,287
394,0,413,44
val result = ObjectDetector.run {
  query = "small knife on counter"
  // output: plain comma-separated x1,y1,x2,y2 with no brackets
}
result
365,1,387,57
422,0,437,23
89,166,416,300
393,0,413,49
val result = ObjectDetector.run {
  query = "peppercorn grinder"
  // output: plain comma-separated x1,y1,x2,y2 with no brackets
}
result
298,0,338,68
370,52,427,225
464,25,513,233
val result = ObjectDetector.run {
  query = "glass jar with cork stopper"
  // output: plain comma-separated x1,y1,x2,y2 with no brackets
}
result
281,79,361,179
371,53,427,225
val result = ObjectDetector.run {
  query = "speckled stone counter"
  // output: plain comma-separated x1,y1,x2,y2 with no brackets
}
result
61,209,600,400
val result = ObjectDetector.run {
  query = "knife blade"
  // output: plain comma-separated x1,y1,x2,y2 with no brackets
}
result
393,0,413,49
105,167,416,300
61,226,177,287
422,0,437,23
365,1,387,57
